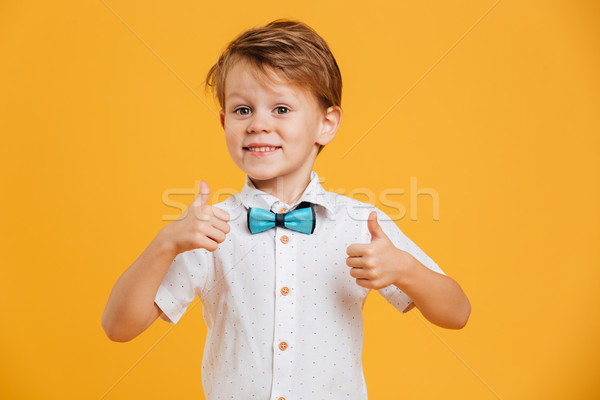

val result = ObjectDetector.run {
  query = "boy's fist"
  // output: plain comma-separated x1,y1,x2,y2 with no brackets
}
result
345,211,413,290
160,181,230,254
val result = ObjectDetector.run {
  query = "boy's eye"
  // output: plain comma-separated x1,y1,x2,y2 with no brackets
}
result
234,107,251,116
233,106,289,115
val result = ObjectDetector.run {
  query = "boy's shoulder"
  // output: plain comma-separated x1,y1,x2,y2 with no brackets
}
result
213,191,242,210
212,191,246,222
326,191,404,243
328,190,395,223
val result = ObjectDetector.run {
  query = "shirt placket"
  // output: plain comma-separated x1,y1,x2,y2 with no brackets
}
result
270,204,297,400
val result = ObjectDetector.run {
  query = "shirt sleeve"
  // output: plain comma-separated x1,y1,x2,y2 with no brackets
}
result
371,207,446,314
154,248,211,324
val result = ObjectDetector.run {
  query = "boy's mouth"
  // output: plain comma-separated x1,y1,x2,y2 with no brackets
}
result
243,145,282,154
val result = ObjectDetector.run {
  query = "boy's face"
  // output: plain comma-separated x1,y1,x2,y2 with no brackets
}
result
219,59,339,184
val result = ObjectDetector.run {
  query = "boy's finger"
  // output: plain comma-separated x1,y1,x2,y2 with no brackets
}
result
204,225,227,244
211,218,231,234
367,211,385,241
345,256,364,269
346,243,370,257
351,269,370,280
211,206,230,222
192,180,210,207
195,235,219,252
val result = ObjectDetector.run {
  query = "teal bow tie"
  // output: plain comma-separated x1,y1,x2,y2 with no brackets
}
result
247,201,316,234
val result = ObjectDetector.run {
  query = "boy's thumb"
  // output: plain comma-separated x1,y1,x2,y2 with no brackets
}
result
193,180,210,206
367,211,384,241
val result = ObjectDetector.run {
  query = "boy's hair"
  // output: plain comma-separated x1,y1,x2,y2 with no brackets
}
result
205,19,342,155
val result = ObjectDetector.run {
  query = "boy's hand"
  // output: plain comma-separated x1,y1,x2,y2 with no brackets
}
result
159,181,230,255
345,211,414,290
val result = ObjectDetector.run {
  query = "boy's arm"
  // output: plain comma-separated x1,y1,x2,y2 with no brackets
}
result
346,211,470,329
392,255,470,329
101,181,229,342
101,232,178,342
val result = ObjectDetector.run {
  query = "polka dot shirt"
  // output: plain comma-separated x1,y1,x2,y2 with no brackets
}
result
154,171,445,399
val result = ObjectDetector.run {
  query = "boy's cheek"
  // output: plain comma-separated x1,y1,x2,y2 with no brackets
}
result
224,128,242,147
224,121,243,137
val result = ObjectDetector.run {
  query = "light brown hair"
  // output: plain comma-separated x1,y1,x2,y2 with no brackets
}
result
205,19,343,154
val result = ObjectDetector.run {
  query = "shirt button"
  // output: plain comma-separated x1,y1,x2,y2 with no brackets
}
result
281,287,289,296
279,207,287,213
280,235,289,244
279,341,288,351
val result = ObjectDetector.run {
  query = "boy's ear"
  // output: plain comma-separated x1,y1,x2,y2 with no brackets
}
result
219,110,225,129
316,106,342,146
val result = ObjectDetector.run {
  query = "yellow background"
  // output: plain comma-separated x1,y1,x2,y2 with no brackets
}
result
1,1,599,399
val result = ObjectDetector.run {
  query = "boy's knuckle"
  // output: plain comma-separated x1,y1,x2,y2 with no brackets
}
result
190,207,203,221
193,231,205,245
196,205,210,220
194,222,205,233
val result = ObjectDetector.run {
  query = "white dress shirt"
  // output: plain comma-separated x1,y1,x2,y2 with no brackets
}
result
154,171,445,400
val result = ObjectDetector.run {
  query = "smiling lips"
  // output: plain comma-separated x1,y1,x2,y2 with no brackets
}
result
245,146,280,152
243,143,282,154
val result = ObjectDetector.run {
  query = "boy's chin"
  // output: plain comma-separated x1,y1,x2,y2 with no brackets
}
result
245,170,279,182
244,165,293,183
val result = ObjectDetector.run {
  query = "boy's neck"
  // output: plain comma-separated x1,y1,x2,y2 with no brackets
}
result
248,170,313,207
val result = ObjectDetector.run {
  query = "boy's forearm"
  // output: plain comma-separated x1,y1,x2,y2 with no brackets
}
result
102,230,177,341
394,256,471,329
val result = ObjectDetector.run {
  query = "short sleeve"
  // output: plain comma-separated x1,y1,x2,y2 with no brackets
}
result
154,249,211,324
372,207,445,313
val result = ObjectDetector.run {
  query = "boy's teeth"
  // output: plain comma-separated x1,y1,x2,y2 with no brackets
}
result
248,146,279,152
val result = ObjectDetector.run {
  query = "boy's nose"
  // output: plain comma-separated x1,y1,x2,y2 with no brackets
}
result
247,112,272,134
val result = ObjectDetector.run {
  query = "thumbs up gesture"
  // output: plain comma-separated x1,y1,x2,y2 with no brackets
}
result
159,181,230,255
345,211,413,290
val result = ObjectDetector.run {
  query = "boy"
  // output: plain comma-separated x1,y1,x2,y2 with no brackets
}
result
102,19,470,399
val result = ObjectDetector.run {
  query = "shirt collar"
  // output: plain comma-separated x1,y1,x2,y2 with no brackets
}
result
239,171,335,218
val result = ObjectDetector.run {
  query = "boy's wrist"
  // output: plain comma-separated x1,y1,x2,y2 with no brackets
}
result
393,250,422,290
154,226,179,259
